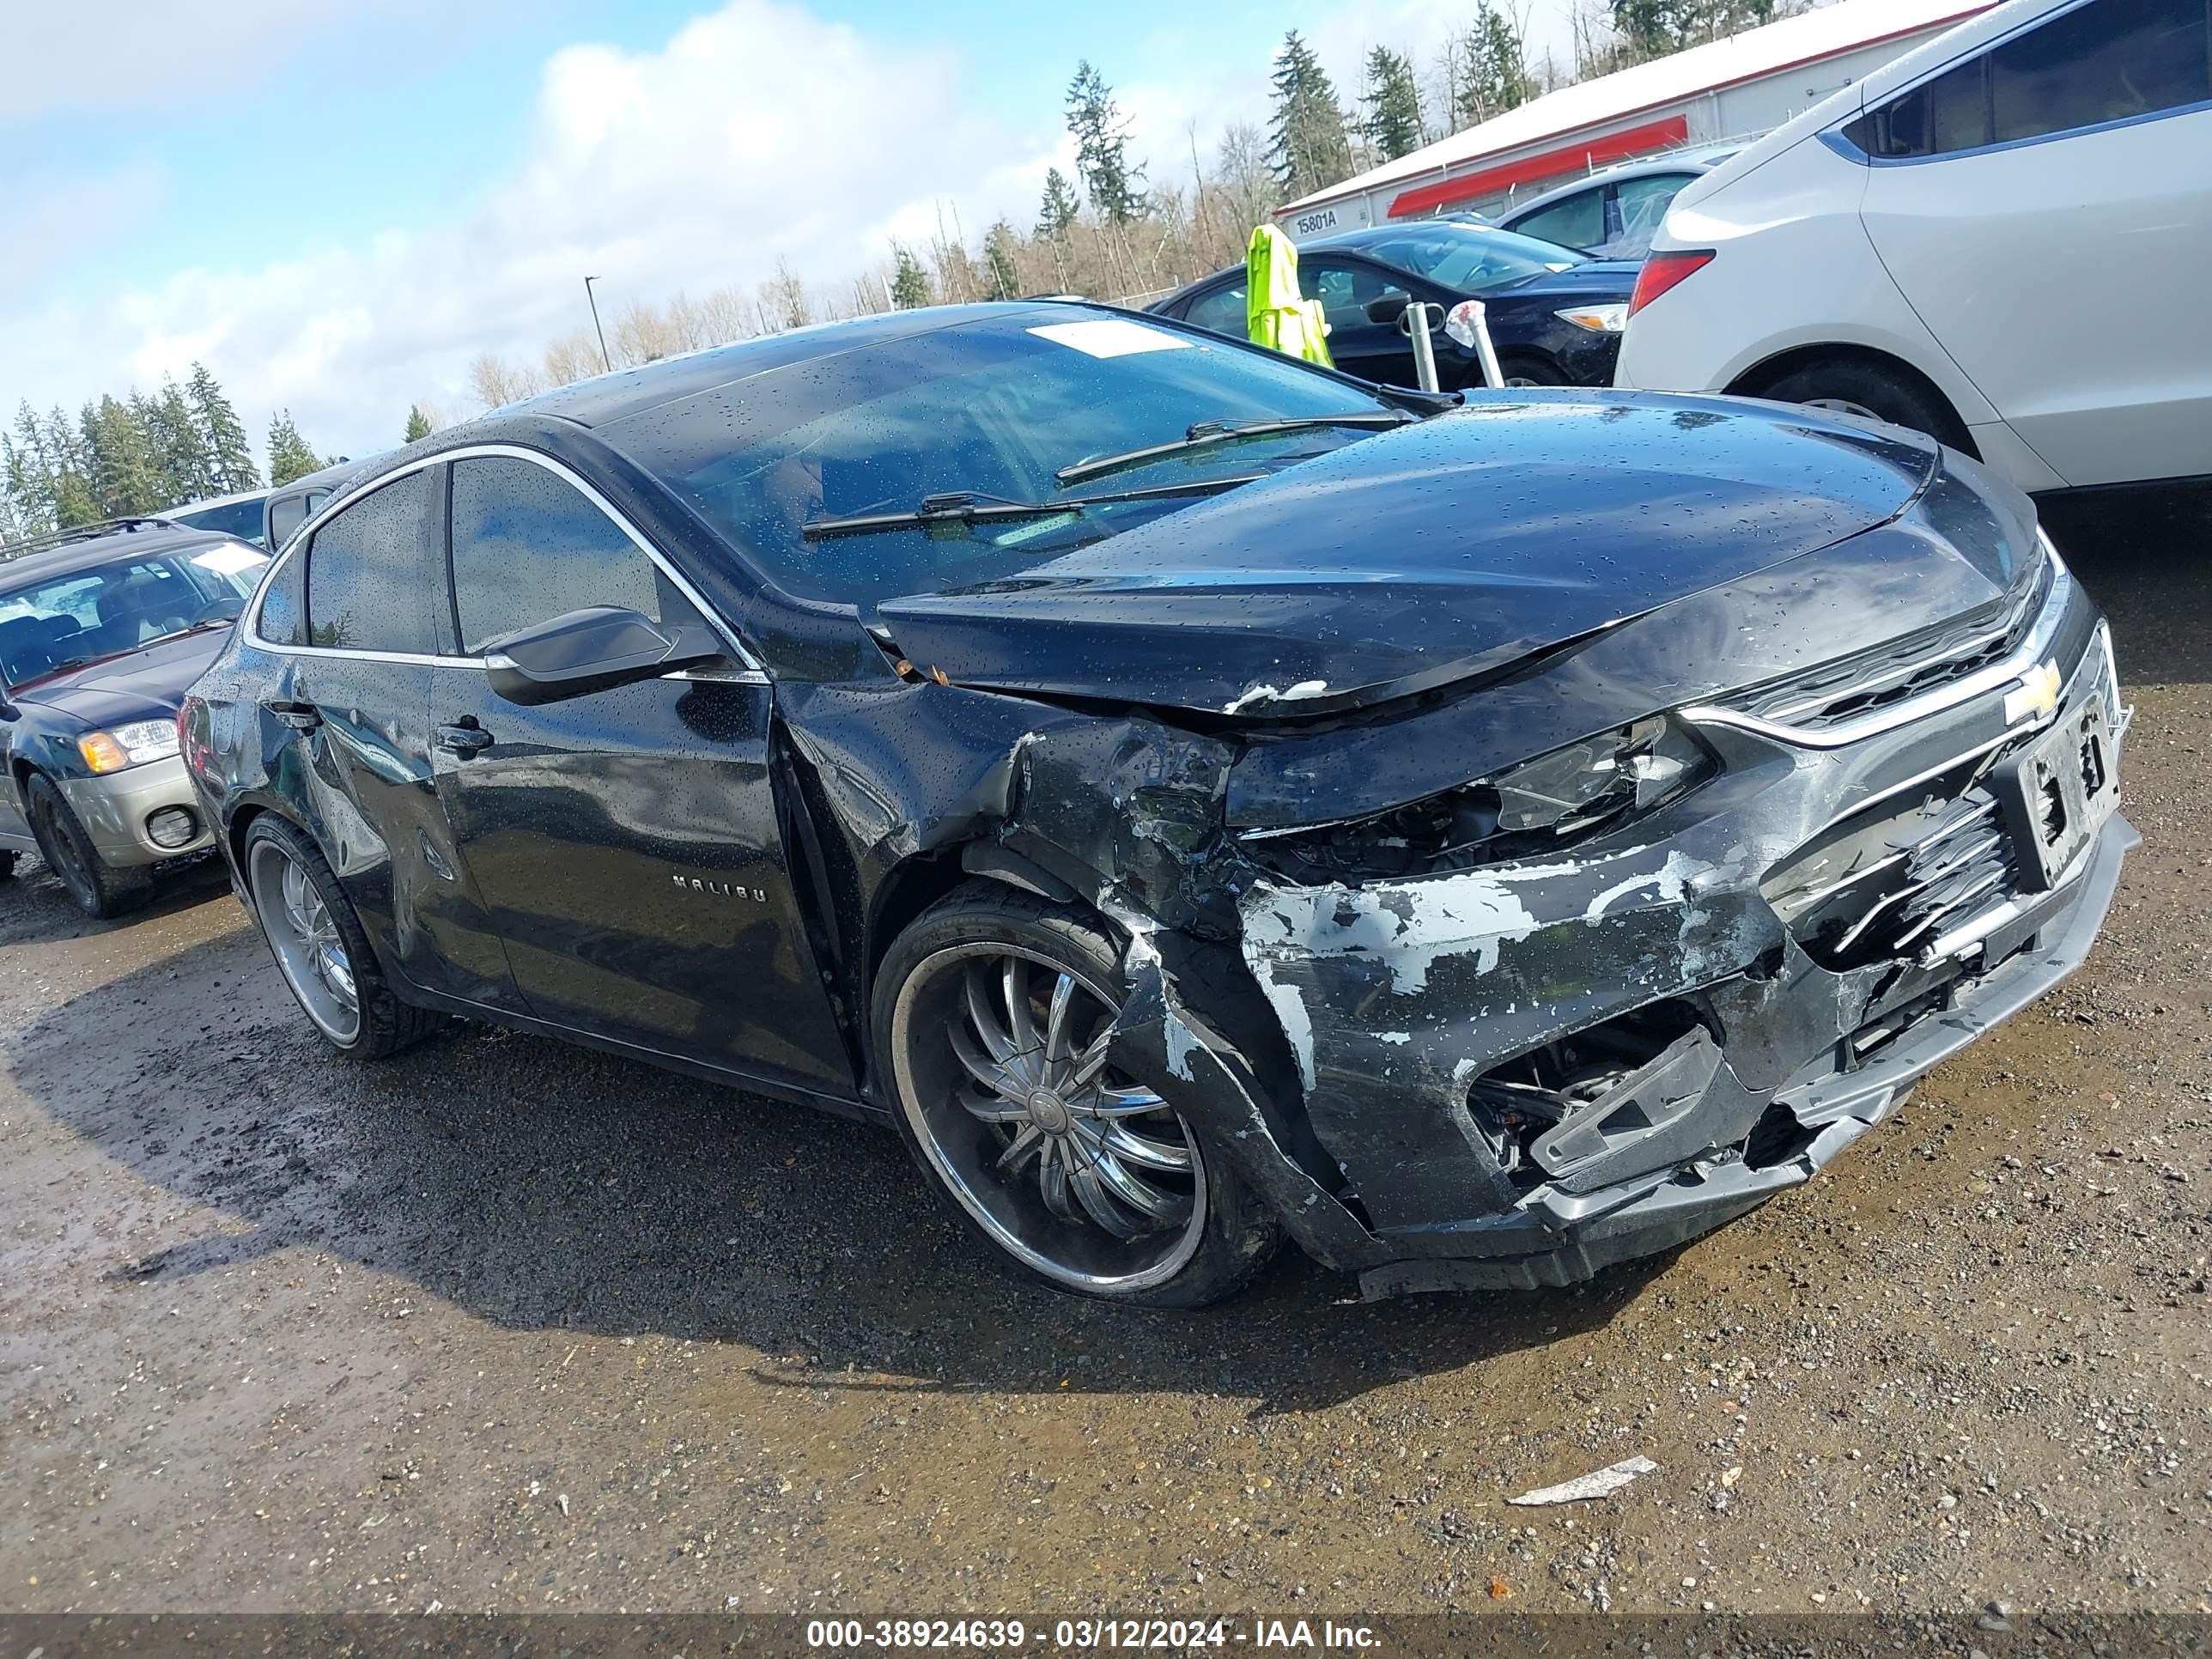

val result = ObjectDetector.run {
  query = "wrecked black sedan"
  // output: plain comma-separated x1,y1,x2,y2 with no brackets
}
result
182,302,2134,1307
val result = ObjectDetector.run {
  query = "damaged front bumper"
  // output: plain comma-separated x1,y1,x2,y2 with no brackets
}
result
1353,809,2133,1297
1109,578,2136,1298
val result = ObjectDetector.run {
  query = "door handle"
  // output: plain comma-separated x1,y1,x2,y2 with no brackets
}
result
434,722,495,757
264,699,320,732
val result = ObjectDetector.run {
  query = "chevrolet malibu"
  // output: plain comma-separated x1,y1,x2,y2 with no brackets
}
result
183,303,2133,1307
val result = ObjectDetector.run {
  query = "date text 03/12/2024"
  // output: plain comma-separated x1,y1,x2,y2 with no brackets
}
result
804,1619,1382,1650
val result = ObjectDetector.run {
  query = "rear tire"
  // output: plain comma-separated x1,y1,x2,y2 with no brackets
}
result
873,881,1281,1308
243,815,440,1060
0,848,15,881
1496,354,1567,388
24,773,152,920
1751,357,1970,450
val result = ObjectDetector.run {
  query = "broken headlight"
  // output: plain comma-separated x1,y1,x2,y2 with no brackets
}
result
1239,716,1715,884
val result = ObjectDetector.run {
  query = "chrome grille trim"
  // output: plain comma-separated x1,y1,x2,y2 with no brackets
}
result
1781,786,2023,970
1685,539,2074,751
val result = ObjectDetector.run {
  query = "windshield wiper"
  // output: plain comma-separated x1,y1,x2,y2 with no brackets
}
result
1055,410,1414,486
800,475,1261,541
143,617,237,647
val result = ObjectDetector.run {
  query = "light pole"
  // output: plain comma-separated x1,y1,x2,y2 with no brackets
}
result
582,276,612,374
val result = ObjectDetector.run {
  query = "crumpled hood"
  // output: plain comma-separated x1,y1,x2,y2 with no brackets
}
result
10,628,228,728
874,392,1942,720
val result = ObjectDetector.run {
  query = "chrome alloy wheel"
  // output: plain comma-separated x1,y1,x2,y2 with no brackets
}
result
248,840,361,1043
890,944,1207,1293
1802,395,1885,422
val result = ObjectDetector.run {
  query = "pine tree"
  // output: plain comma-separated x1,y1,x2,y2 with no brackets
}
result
1362,46,1426,161
81,396,162,518
1267,32,1354,198
1459,2,1534,125
890,244,932,309
1036,167,1082,240
1065,61,1146,226
53,469,100,528
982,220,1022,300
186,363,261,492
267,410,324,487
6,404,58,532
144,381,214,506
44,407,97,527
404,405,435,443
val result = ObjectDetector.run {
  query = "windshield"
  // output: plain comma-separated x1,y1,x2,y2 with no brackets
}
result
0,541,269,689
173,496,269,544
607,311,1400,609
1359,223,1585,291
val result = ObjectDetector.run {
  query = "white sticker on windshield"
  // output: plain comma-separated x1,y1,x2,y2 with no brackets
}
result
1027,319,1194,359
191,544,270,577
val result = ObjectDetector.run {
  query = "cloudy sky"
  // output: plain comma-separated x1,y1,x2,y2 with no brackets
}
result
3,0,1587,465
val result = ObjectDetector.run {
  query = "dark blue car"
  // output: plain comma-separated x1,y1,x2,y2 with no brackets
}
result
1149,221,1638,390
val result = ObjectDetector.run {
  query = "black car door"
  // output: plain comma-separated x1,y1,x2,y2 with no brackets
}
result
1297,257,1429,386
279,466,526,1011
426,449,850,1097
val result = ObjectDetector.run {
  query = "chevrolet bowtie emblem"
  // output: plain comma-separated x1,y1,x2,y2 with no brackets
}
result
2002,660,2063,726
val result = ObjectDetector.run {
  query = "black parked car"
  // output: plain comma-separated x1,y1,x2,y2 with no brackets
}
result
1149,222,1639,389
184,302,2131,1308
2,518,270,915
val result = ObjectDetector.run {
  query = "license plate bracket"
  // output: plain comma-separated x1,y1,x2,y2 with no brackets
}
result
1993,694,2120,891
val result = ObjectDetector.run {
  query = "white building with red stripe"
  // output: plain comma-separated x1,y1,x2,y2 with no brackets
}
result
1275,0,1987,238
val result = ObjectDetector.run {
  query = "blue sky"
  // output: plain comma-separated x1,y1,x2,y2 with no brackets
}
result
4,0,1560,461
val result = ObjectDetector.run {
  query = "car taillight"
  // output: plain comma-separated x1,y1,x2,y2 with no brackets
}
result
1628,249,1715,318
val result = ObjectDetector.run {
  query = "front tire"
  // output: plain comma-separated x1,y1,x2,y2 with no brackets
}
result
243,815,439,1060
873,883,1280,1308
24,772,151,920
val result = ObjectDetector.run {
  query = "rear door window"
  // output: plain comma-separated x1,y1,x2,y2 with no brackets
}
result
1512,188,1606,251
447,456,693,654
303,470,441,653
1610,174,1692,254
1850,0,2212,155
1989,0,2209,141
256,550,308,647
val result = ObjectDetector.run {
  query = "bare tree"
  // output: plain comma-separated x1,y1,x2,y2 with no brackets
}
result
1212,122,1280,241
543,330,601,386
611,301,683,367
758,259,813,332
693,285,752,347
469,352,545,410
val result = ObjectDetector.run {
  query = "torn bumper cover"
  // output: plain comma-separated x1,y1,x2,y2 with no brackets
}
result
1109,603,2136,1298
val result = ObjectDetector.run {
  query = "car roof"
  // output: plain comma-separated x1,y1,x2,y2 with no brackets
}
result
1499,148,1741,219
496,303,1076,431
268,456,368,498
0,520,254,588
171,487,270,514
1154,219,1576,306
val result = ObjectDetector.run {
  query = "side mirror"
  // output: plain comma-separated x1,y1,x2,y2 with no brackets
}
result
483,605,723,706
1364,292,1410,326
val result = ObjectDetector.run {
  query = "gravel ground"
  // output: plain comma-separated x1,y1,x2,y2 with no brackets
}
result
3,495,2209,1647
